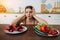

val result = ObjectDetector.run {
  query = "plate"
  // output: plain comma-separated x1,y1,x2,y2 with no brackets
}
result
34,27,60,37
4,26,27,34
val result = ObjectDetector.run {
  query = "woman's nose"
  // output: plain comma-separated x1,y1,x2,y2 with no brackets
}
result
28,13,30,15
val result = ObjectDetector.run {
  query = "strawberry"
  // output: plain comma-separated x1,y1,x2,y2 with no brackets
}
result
48,30,58,35
20,26,24,29
10,29,13,32
18,26,24,31
18,29,23,31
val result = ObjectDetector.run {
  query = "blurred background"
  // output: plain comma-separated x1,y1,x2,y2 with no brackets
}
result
0,0,60,14
0,0,60,25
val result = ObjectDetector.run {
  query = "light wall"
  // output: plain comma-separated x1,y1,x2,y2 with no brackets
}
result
0,0,56,12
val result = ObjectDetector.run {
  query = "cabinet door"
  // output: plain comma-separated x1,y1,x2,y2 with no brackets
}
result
0,14,60,25
0,14,23,24
36,14,60,25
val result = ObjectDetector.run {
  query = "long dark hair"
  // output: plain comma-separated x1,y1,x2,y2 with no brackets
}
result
25,6,36,26
25,6,33,10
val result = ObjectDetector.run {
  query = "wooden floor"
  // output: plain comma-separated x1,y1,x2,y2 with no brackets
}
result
0,24,60,40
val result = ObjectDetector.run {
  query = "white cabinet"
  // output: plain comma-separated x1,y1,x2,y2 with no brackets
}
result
36,14,60,25
0,14,60,25
0,14,23,24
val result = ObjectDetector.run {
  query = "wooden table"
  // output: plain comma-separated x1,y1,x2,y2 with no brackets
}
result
0,24,60,40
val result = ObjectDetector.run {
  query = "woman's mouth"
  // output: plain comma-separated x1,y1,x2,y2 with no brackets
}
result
28,16,30,17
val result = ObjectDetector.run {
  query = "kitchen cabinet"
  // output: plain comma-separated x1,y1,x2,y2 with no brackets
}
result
0,13,60,25
36,14,60,25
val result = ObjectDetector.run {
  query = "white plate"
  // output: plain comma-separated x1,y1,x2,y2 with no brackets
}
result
4,27,27,34
34,27,60,37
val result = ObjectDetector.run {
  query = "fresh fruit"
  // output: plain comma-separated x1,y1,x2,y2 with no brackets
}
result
18,26,24,31
52,30,58,35
40,25,50,33
9,29,13,32
48,30,52,34
49,25,55,30
35,23,45,30
34,28,48,36
20,26,24,29
35,24,58,36
18,29,23,31
40,25,58,35
48,30,58,35
12,24,17,30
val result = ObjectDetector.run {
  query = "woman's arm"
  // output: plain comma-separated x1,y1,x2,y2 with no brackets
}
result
10,14,25,25
33,15,48,25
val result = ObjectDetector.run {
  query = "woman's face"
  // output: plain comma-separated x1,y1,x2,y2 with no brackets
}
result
25,8,34,18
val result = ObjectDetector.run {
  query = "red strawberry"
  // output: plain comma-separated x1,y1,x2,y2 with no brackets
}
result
18,26,24,31
48,30,58,35
20,26,24,29
48,30,52,34
18,29,23,31
51,30,58,35
10,29,13,32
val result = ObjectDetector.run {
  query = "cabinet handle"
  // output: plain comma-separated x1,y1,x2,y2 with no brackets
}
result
48,16,51,17
4,15,6,17
15,15,17,17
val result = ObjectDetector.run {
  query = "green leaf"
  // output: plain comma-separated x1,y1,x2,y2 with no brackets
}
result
49,25,55,30
35,23,45,30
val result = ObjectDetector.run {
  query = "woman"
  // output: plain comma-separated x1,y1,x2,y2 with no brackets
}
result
7,6,48,32
11,6,48,26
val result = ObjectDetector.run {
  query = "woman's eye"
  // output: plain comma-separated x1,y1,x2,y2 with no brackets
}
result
26,12,28,13
30,11,32,13
25,11,32,13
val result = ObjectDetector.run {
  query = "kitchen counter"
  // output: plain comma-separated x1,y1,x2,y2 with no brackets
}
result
0,24,60,40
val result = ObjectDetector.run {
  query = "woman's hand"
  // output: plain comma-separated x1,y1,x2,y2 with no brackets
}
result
23,11,26,15
33,15,48,25
32,8,36,15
